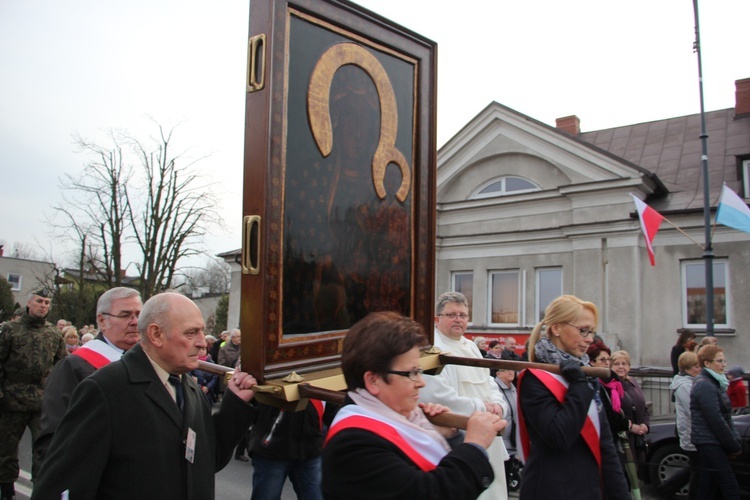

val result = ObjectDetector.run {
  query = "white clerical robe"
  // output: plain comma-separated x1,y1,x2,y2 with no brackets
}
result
420,328,509,500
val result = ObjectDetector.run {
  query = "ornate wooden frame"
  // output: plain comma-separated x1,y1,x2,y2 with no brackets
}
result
241,0,436,382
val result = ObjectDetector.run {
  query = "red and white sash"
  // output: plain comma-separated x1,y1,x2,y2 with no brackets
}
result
517,368,601,469
72,339,122,369
326,405,448,472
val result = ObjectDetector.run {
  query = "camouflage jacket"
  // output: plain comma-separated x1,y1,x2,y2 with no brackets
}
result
0,312,68,412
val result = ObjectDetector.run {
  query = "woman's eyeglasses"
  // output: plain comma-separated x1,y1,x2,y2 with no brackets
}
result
562,321,596,339
385,367,424,381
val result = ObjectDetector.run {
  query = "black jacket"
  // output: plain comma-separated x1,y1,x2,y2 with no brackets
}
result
248,400,338,461
35,332,112,463
322,400,493,499
519,370,630,500
690,368,741,453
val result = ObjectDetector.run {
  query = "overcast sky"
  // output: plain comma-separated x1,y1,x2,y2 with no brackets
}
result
1,0,748,271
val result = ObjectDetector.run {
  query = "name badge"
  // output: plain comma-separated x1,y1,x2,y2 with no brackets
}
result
186,427,197,463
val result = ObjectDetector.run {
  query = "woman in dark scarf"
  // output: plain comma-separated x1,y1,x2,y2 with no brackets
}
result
517,295,629,500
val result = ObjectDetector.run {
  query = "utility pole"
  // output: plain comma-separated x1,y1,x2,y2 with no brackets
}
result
692,0,715,336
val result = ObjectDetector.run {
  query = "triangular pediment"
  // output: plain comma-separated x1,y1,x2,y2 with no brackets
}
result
437,102,661,203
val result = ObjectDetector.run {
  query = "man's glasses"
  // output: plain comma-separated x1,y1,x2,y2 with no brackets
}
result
438,313,469,320
101,311,140,320
562,321,596,339
385,367,424,381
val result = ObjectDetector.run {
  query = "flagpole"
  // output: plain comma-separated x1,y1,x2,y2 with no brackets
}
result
692,0,715,336
661,216,705,250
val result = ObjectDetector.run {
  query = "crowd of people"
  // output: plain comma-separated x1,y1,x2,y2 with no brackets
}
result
1,286,747,499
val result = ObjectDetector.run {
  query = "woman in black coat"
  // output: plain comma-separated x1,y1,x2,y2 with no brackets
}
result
322,312,504,500
518,295,629,500
690,345,741,499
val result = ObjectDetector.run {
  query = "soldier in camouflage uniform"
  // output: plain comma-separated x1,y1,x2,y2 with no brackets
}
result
0,289,67,500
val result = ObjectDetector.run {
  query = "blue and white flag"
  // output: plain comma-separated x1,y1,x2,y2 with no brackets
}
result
716,184,750,234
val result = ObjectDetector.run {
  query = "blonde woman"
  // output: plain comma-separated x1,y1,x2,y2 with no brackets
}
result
610,350,650,478
518,295,629,499
61,326,79,354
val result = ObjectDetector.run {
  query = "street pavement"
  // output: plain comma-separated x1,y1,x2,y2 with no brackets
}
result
15,428,296,500
16,428,661,499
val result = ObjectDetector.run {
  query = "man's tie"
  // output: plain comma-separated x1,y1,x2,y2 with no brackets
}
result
168,374,184,413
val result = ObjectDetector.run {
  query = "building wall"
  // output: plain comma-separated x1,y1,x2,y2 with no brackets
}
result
0,256,56,308
227,261,242,331
435,103,750,370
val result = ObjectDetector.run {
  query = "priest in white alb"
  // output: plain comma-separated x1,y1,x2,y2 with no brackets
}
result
420,291,509,500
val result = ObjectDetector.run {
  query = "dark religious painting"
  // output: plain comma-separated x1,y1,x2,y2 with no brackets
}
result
241,0,436,382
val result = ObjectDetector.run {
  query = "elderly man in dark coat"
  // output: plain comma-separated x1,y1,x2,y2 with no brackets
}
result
34,287,142,465
32,293,259,500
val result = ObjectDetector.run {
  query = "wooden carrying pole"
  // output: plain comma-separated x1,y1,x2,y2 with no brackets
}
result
438,354,612,379
296,383,502,434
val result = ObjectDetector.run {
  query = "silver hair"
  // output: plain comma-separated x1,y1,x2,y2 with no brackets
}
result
435,291,468,315
230,329,241,338
97,287,141,316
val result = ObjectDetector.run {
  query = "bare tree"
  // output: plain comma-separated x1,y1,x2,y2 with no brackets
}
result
178,257,231,296
51,122,220,300
52,131,132,287
125,124,220,299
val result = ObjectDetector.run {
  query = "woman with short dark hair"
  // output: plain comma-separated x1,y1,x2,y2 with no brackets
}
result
587,342,629,456
671,329,696,375
323,311,504,499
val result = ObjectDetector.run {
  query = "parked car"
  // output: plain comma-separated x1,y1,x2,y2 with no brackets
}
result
644,413,750,498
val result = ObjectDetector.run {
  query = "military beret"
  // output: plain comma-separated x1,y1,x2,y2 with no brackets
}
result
30,288,52,298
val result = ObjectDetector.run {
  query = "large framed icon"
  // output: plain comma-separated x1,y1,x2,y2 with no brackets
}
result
241,0,437,382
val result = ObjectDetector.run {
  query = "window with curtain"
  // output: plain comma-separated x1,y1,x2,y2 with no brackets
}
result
489,270,520,325
536,268,562,322
451,272,473,319
682,260,730,328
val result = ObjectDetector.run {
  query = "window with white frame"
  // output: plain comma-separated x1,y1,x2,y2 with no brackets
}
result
536,268,562,322
451,272,474,320
681,259,730,328
7,274,21,291
473,176,541,199
488,270,521,325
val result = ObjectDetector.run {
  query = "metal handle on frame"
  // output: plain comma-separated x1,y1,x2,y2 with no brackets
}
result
247,34,266,92
242,215,261,275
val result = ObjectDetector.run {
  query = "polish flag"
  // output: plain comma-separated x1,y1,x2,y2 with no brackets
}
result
631,194,664,266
